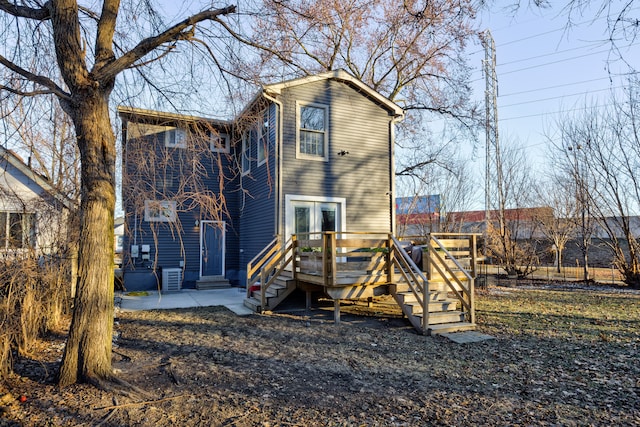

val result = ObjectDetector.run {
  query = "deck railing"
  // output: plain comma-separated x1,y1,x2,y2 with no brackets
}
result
246,236,296,308
425,233,478,324
389,235,431,329
247,232,478,325
295,231,391,286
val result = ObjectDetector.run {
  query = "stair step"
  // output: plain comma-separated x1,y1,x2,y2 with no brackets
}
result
405,299,459,314
397,290,448,303
196,279,231,290
428,281,467,292
413,311,466,324
243,297,262,312
427,322,476,335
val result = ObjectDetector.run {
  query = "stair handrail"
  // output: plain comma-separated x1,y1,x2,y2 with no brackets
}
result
390,235,430,330
259,237,296,309
246,237,280,297
428,234,475,323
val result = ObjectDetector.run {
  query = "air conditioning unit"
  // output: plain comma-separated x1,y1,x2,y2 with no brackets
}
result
162,268,182,292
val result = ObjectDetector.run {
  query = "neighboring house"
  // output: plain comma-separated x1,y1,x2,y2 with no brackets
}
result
119,69,404,291
114,216,124,264
0,145,74,257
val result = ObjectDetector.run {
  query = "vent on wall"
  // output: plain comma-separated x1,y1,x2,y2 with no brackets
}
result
162,268,182,292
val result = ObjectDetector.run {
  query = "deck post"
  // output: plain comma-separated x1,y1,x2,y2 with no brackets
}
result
387,234,394,284
306,290,312,311
329,232,337,287
322,232,329,287
470,234,478,278
292,234,298,282
334,299,340,324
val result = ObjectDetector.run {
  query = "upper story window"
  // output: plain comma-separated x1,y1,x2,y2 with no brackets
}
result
258,109,270,166
144,200,177,222
164,127,187,148
0,211,36,250
241,128,253,175
297,102,328,161
210,132,230,153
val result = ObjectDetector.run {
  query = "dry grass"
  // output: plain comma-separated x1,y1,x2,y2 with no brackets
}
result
0,255,71,377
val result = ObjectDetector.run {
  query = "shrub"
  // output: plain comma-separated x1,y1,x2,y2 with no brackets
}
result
0,254,72,378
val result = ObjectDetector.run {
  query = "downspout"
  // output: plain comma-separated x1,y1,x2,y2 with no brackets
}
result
389,113,404,236
262,92,284,240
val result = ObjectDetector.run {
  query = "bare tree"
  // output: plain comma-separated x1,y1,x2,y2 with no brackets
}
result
534,178,578,273
552,81,640,287
396,154,479,237
484,140,540,277
550,127,596,282
0,0,239,389
2,97,80,201
233,0,482,178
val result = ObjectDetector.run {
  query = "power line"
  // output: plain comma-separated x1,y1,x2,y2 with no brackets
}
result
497,40,605,67
498,42,640,76
500,102,616,122
499,77,612,97
499,85,623,108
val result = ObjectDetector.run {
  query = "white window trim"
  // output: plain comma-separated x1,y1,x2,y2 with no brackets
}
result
258,110,269,167
0,211,36,250
144,200,177,222
284,194,346,239
241,130,251,176
296,101,329,161
199,220,226,279
210,133,230,153
164,127,187,148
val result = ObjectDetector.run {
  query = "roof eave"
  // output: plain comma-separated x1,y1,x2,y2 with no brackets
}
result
263,69,405,118
0,145,76,211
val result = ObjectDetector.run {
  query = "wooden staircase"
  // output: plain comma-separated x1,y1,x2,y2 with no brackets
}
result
244,232,479,335
243,271,296,312
391,282,475,335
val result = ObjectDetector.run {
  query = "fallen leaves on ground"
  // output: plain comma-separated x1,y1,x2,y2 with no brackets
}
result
1,284,639,426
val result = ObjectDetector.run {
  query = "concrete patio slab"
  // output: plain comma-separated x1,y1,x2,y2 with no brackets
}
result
441,331,495,344
116,288,253,316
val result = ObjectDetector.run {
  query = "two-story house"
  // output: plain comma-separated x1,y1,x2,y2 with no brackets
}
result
119,69,404,292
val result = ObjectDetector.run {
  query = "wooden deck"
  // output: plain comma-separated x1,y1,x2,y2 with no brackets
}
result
245,232,480,335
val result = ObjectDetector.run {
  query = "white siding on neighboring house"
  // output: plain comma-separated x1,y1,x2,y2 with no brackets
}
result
0,147,73,255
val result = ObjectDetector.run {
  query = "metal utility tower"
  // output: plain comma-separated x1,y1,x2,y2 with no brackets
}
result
481,29,504,227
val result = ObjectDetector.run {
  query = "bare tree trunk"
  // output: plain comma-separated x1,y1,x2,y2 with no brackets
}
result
58,93,116,387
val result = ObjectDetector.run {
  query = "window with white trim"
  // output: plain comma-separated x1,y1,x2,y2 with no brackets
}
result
144,200,177,222
258,109,269,166
297,102,328,160
210,132,230,153
241,129,252,175
0,211,36,250
164,127,187,148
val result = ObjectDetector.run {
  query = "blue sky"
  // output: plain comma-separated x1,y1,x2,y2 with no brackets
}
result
467,3,640,168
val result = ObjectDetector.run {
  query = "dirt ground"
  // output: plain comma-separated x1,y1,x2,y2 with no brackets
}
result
1,284,639,426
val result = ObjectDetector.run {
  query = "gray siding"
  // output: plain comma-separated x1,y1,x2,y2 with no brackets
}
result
237,103,278,272
278,79,394,233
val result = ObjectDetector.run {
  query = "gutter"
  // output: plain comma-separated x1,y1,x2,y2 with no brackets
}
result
389,113,405,235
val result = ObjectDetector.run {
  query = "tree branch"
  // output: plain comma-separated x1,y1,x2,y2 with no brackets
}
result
0,0,50,20
92,5,236,82
0,53,71,100
94,0,119,70
0,84,58,97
